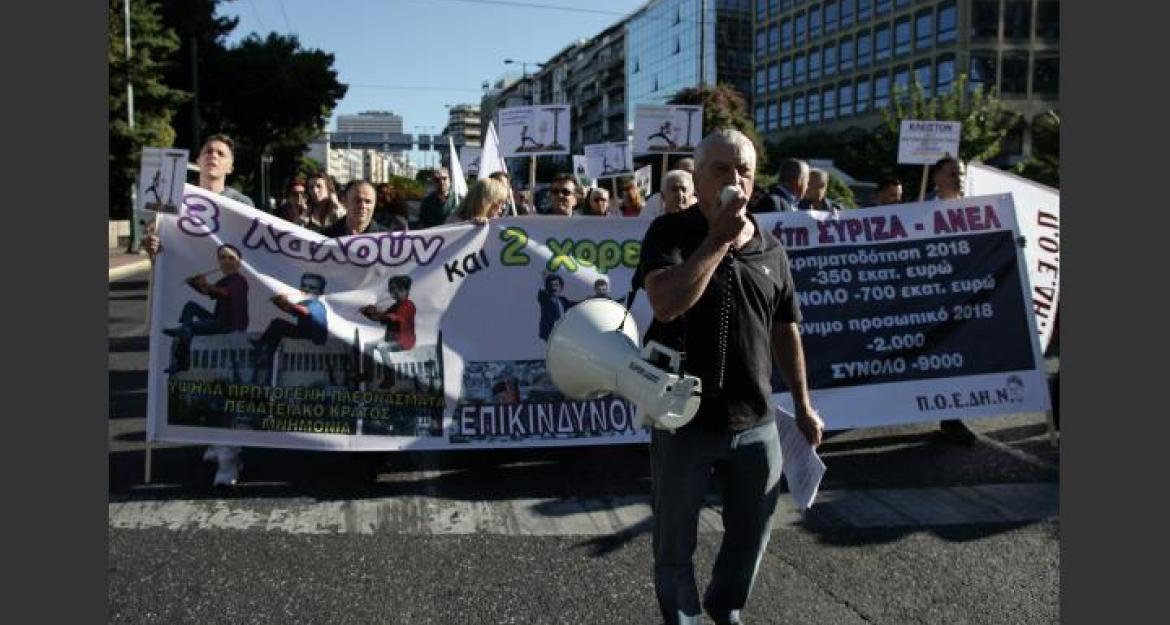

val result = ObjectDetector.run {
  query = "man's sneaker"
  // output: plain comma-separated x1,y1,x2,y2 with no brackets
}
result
939,419,978,445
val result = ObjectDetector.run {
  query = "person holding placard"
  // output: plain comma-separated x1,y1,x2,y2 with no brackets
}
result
638,129,823,625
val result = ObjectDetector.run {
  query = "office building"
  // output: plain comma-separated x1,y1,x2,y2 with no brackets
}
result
752,0,1059,162
337,111,405,135
442,104,483,148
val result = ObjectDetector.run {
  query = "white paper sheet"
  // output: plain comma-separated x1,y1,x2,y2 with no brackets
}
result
775,406,827,511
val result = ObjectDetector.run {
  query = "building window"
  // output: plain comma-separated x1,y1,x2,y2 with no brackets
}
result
808,92,821,122
1001,51,1029,95
893,65,910,101
856,76,871,113
633,58,640,73
782,18,794,50
768,102,779,131
895,0,911,8
857,31,872,67
1033,54,1058,97
675,6,682,24
937,1,957,44
771,0,781,15
839,36,854,71
915,9,933,50
756,29,767,60
755,104,766,129
756,67,767,96
782,57,794,87
768,63,780,92
824,44,838,76
768,25,779,56
914,60,931,93
653,75,659,92
809,47,821,81
876,0,892,16
841,0,855,27
795,95,807,125
795,53,807,85
823,89,837,120
781,98,793,128
757,0,768,22
810,6,822,40
839,82,854,116
795,12,807,45
894,17,911,56
971,0,998,41
935,54,955,95
674,36,682,55
825,1,839,35
874,72,890,108
781,0,793,9
969,52,997,93
875,23,891,61
1036,1,1059,42
858,0,873,22
1004,0,1032,40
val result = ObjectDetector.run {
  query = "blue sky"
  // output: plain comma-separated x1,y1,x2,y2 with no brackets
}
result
219,0,647,141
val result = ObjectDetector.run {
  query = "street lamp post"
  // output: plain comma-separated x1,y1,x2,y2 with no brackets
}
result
504,58,545,104
124,0,139,253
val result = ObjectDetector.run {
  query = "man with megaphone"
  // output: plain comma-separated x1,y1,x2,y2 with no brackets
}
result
637,128,823,625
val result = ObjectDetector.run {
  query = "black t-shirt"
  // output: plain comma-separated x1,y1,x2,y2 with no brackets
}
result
637,205,802,433
321,219,388,238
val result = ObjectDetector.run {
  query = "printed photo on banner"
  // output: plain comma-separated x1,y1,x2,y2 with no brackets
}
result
498,105,571,157
583,142,633,179
633,104,703,154
459,146,483,176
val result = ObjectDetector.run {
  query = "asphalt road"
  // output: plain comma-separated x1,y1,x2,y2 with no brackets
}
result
109,269,1060,625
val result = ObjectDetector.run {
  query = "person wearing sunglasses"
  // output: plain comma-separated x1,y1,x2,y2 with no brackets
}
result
582,187,615,216
546,174,579,216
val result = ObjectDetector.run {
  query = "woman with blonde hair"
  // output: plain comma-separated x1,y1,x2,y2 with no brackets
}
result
446,177,511,225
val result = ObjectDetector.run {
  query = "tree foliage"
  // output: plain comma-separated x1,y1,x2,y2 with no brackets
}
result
669,82,768,173
1013,110,1060,188
108,0,188,218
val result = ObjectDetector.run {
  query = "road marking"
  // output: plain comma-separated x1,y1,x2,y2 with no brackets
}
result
109,483,1058,536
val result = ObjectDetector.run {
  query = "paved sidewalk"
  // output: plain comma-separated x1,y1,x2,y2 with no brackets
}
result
109,249,151,281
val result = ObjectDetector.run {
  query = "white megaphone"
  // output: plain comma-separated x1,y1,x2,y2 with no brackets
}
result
546,298,702,431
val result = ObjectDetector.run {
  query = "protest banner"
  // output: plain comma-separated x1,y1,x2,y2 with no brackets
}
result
459,146,482,176
147,187,1048,451
583,142,633,179
497,105,571,157
965,162,1060,349
633,104,703,155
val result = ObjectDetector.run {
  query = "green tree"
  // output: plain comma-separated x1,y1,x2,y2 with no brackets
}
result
879,74,1021,194
669,82,767,173
108,0,188,219
207,33,348,202
826,176,857,208
157,0,239,152
1013,110,1059,188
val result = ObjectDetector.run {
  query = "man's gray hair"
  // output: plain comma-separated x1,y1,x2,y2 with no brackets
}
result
661,169,693,192
695,128,757,170
777,158,810,184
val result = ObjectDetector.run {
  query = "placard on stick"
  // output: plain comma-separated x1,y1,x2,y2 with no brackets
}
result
138,147,189,214
633,104,703,155
498,105,571,157
897,120,961,165
583,142,633,179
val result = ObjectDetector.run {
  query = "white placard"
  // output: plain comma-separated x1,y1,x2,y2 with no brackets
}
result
459,147,483,176
633,104,703,155
897,120,961,165
634,165,653,200
138,147,189,214
498,105,571,157
572,155,591,188
583,142,633,179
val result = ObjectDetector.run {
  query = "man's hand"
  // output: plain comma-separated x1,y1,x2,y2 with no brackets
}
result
186,274,208,289
359,305,379,319
144,233,161,260
706,188,750,248
795,407,825,447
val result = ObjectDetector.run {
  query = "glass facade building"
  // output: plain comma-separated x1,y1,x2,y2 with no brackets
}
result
753,0,1059,161
627,0,754,125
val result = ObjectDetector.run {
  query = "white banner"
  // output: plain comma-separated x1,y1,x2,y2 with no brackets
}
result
583,142,633,179
498,105,571,157
633,104,703,155
148,188,1049,451
897,120,961,165
965,162,1060,348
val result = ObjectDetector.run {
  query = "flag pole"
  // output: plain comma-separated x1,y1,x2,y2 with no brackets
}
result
918,164,929,201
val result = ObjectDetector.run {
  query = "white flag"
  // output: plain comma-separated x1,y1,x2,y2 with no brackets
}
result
447,136,469,199
478,121,509,181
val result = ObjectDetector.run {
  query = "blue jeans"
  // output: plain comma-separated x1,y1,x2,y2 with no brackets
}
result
177,302,230,338
651,421,783,625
